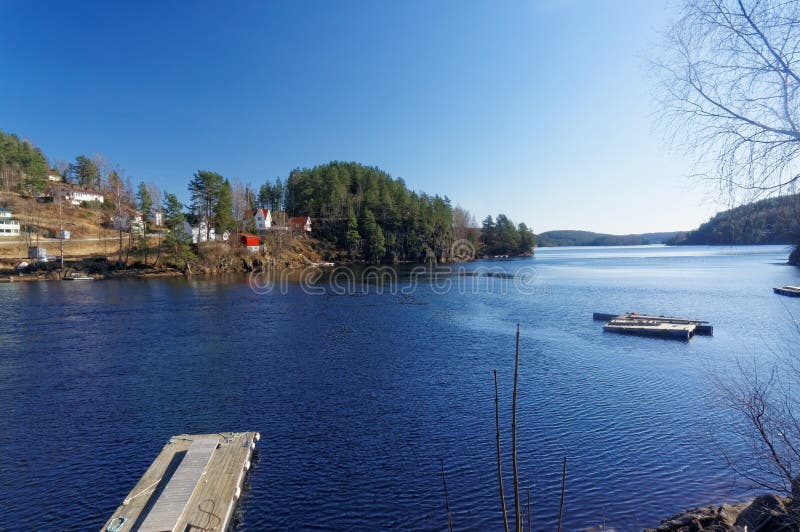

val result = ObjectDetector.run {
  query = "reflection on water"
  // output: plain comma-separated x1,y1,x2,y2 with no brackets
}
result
0,245,798,530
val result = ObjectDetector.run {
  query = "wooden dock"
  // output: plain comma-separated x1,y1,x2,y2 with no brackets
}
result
774,285,800,297
593,312,713,340
102,431,259,532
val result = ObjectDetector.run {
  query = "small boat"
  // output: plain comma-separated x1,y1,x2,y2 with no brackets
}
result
64,274,94,281
774,285,800,297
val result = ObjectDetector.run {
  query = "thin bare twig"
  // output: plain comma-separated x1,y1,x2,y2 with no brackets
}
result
557,456,567,532
440,457,453,532
495,369,510,532
526,486,532,532
512,324,522,532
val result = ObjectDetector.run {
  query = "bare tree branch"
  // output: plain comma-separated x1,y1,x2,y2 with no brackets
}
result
656,0,800,202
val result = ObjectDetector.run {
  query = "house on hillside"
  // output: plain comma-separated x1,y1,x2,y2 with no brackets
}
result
240,233,260,252
130,211,163,236
0,209,20,237
254,208,272,232
46,170,62,182
130,213,145,236
289,216,312,233
149,211,163,227
184,220,216,244
61,187,104,206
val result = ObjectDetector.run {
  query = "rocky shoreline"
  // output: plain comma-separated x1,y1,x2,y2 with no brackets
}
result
0,262,283,282
645,494,794,531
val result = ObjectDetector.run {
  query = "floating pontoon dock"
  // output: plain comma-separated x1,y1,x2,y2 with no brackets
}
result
102,431,259,532
774,286,800,297
593,312,713,340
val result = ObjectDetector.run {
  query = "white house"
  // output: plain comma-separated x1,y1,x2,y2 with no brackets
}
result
149,211,163,227
0,209,20,237
64,188,104,206
46,170,62,182
184,221,216,244
254,208,272,232
130,213,145,236
128,211,164,235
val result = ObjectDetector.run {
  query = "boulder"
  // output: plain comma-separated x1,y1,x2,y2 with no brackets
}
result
734,494,792,530
645,502,750,531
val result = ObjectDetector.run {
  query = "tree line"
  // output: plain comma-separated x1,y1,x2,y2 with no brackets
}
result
1,129,536,266
481,214,536,256
284,161,458,262
668,194,800,246
0,130,48,197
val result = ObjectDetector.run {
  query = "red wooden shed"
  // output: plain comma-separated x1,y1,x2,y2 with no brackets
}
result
240,234,260,247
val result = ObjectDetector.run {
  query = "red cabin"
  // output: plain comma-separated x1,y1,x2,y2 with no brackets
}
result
240,234,261,249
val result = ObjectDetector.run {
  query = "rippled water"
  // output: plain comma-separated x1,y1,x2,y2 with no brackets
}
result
1,245,799,530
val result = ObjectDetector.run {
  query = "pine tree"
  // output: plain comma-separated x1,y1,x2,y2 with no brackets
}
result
163,192,193,269
258,182,272,209
362,209,385,263
517,223,536,255
346,207,361,258
137,182,153,264
494,214,520,254
481,215,496,254
214,179,235,233
188,170,223,241
70,155,99,188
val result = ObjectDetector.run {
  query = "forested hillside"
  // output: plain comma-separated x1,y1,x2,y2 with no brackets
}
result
668,195,800,245
285,161,459,262
536,230,679,247
480,214,535,255
0,130,49,196
1,125,538,264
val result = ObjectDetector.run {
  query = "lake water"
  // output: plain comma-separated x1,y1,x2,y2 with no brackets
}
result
1,245,799,530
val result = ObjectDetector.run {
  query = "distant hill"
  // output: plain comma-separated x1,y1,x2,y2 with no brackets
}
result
536,230,679,247
668,194,800,245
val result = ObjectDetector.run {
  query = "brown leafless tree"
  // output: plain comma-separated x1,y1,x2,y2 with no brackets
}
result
92,153,112,191
658,0,800,202
453,205,472,241
231,179,249,233
712,344,800,527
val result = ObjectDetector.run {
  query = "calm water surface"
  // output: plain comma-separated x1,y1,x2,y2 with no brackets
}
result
1,245,799,530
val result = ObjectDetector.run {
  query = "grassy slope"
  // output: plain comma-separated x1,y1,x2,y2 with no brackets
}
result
0,192,117,261
0,192,335,269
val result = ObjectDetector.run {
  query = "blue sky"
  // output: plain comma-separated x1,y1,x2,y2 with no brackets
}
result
0,0,715,233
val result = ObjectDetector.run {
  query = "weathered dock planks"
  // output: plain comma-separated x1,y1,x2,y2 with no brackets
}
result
102,431,259,532
774,286,800,297
594,312,713,340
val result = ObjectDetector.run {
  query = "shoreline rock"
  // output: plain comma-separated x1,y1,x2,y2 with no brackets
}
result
645,494,793,531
